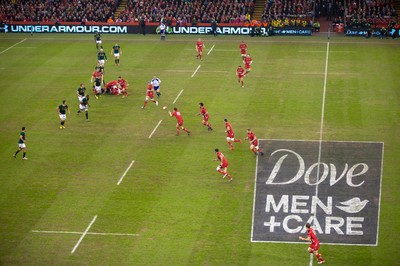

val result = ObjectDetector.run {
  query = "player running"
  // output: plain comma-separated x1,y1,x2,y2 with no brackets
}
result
13,127,27,160
214,148,232,181
151,75,162,98
197,102,213,131
57,100,70,129
142,82,158,108
299,223,326,264
77,95,90,121
239,40,247,59
97,48,107,66
245,129,264,156
196,38,205,60
243,54,253,75
224,118,242,150
91,68,103,99
167,107,191,136
94,31,102,49
236,65,246,88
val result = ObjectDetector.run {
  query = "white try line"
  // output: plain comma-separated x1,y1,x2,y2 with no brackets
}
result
173,89,184,104
117,160,135,185
32,230,139,236
71,215,97,254
0,38,26,55
191,65,201,78
207,44,215,55
149,120,162,139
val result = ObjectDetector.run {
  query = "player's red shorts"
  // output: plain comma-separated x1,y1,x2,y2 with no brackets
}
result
309,242,320,252
245,65,251,70
177,121,183,127
238,74,245,79
203,114,209,121
227,132,234,138
197,48,203,52
219,161,228,168
252,139,259,146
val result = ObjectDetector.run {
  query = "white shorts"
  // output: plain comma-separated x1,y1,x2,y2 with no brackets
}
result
95,86,102,93
98,59,105,66
59,114,67,121
18,143,26,149
114,53,120,58
226,137,235,141
79,104,88,111
78,95,85,102
96,40,102,44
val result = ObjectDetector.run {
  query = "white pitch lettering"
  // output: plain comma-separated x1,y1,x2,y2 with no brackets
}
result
263,216,281,232
291,195,309,213
329,163,348,186
347,163,368,187
265,195,289,213
305,162,328,185
266,149,305,185
282,215,303,233
311,196,332,215
346,217,364,235
303,216,323,234
325,217,345,234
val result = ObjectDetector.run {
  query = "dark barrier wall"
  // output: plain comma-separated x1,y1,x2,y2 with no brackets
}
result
345,27,400,37
0,22,312,36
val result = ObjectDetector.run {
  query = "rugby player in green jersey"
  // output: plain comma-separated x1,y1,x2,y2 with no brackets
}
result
77,95,90,121
13,127,27,160
94,32,102,49
97,48,107,66
57,100,70,129
111,43,122,66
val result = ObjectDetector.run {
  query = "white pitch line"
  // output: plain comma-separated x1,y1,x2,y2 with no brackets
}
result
149,120,162,139
207,44,215,55
71,215,97,254
191,65,201,78
117,160,135,185
0,39,26,55
31,230,139,236
173,89,184,104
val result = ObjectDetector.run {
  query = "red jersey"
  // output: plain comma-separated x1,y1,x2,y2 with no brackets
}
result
172,110,183,124
243,56,252,68
237,67,245,78
118,78,128,89
307,227,319,245
216,151,228,166
225,121,234,135
146,83,154,98
196,41,204,51
247,131,259,146
240,43,247,54
92,70,102,79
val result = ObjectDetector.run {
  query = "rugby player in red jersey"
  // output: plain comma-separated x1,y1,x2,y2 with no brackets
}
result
224,118,242,150
243,54,253,75
196,38,205,60
239,41,247,59
197,102,213,131
214,148,232,181
299,223,325,264
236,65,246,88
142,82,158,108
168,107,191,136
118,76,129,98
245,129,264,156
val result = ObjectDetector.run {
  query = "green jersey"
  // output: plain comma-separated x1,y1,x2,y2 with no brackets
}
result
97,51,107,60
18,131,25,144
58,104,68,115
113,45,120,53
77,86,86,96
94,32,101,41
94,78,102,86
81,97,89,106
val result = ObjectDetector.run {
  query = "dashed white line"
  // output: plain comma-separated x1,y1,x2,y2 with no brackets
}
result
173,89,184,104
117,160,135,185
32,230,139,236
0,39,26,55
71,215,97,254
191,65,201,78
207,44,215,55
149,120,163,139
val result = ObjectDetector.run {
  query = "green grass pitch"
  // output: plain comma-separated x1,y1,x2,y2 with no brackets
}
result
0,33,399,265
